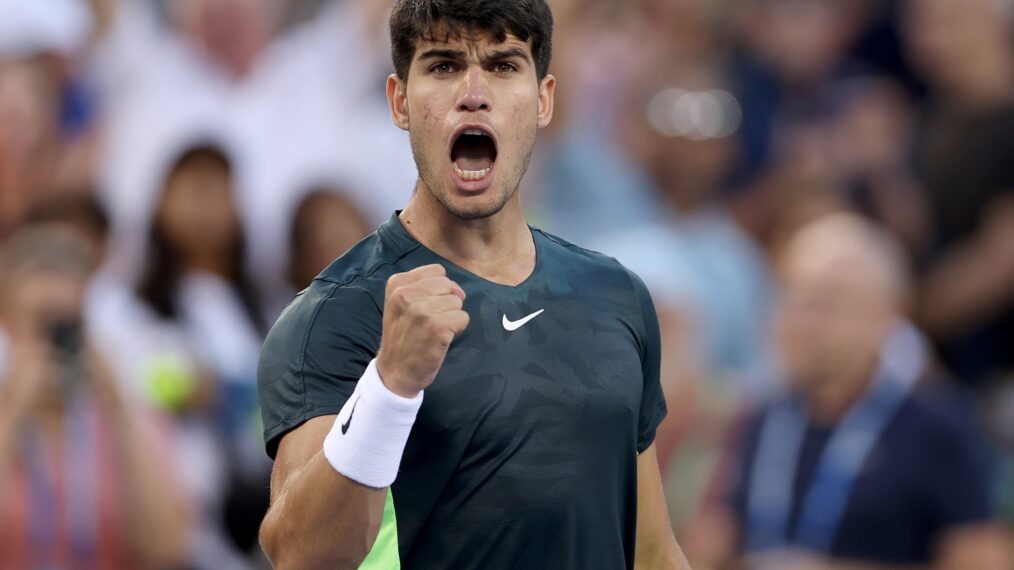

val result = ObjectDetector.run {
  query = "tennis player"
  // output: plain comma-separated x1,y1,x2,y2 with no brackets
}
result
257,1,689,568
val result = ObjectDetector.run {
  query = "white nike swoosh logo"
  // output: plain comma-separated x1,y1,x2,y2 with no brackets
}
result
502,309,545,332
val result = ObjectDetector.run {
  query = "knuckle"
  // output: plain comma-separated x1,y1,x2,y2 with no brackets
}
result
408,300,427,319
389,287,407,306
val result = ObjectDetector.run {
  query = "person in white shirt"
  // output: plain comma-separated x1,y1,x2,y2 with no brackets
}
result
86,0,416,313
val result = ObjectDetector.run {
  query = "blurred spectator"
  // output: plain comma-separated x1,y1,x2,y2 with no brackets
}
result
916,111,1014,385
738,74,931,255
287,187,371,292
523,0,661,239
0,225,189,568
899,0,1014,385
589,57,774,533
901,0,1014,109
597,58,774,398
124,143,269,566
698,214,1009,569
0,0,102,243
826,77,929,250
24,193,109,268
729,0,877,183
635,0,731,59
0,59,68,240
21,194,141,398
87,0,414,314
136,144,266,373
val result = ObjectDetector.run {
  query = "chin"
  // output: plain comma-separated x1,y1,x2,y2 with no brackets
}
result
443,199,504,221
435,184,513,221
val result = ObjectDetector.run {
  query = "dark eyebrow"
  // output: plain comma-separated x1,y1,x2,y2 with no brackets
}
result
417,48,467,61
484,48,530,64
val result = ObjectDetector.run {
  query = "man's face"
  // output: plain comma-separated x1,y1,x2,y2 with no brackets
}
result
174,0,276,76
1,269,85,342
387,31,555,220
774,251,893,391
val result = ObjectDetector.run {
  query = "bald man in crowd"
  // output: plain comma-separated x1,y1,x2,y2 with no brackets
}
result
708,214,1010,569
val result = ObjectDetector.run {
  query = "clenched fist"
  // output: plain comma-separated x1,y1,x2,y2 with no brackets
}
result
376,264,469,398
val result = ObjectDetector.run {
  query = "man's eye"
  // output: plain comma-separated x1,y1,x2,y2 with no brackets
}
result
494,63,517,74
432,63,456,74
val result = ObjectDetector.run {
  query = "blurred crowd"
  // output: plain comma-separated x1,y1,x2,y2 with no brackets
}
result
0,0,1012,568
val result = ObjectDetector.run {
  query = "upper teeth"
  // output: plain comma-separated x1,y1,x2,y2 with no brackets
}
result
464,129,486,137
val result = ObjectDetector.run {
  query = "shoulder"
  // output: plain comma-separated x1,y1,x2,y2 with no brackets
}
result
899,379,982,442
315,228,421,291
263,281,372,352
534,227,652,297
882,377,989,473
260,228,414,386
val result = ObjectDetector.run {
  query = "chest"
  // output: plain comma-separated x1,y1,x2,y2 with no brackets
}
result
414,285,646,456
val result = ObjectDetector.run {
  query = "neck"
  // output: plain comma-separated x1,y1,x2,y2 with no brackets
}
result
182,252,233,279
803,357,878,426
399,187,536,286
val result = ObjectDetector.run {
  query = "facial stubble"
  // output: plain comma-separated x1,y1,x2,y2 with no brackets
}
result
408,115,537,221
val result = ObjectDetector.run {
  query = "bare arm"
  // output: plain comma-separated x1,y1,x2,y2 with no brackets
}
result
918,196,1014,338
635,444,692,569
933,523,1011,570
259,415,387,570
260,264,468,569
112,408,191,568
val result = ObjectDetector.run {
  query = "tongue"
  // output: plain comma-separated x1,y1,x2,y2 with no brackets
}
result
452,135,495,171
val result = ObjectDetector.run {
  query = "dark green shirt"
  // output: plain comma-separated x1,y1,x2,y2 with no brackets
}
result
258,213,667,569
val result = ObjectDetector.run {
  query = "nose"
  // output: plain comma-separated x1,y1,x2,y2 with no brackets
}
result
456,67,490,112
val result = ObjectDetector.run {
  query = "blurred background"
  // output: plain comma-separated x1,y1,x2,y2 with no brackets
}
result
0,0,1012,568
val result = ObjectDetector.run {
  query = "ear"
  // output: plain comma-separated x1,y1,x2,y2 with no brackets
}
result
387,74,410,131
537,74,556,129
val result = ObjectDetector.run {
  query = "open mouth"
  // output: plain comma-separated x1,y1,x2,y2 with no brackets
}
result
451,127,498,182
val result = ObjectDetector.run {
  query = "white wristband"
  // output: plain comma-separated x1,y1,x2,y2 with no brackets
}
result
323,359,423,488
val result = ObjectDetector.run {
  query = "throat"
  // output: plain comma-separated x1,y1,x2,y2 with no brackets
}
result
398,201,537,286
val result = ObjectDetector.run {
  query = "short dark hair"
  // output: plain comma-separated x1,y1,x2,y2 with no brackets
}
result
389,0,554,81
169,143,232,176
137,142,266,334
26,193,110,243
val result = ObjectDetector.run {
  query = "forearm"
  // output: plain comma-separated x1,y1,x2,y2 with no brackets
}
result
635,446,693,569
933,523,1012,570
112,412,190,568
635,539,692,570
919,241,1014,337
262,356,424,568
261,450,387,569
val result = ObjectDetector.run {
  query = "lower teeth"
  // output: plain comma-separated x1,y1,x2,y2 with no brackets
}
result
454,163,491,181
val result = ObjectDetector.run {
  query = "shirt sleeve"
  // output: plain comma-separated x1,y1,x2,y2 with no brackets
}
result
632,272,668,454
257,282,382,459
